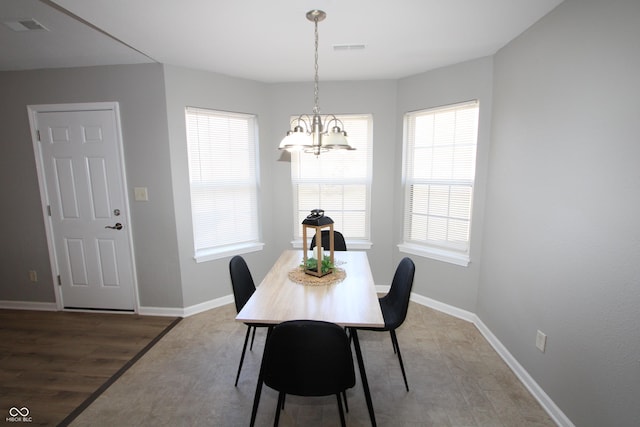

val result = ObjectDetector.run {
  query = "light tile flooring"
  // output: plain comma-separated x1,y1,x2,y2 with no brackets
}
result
70,303,556,426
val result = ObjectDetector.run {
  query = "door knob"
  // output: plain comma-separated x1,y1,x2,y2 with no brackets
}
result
105,223,123,230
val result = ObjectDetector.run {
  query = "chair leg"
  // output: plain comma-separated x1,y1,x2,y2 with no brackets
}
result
342,390,349,413
389,330,397,354
250,325,257,350
274,392,285,427
336,393,346,427
235,325,252,386
390,329,409,391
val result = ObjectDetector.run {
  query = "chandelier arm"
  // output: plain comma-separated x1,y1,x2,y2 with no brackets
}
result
293,114,313,133
324,114,342,129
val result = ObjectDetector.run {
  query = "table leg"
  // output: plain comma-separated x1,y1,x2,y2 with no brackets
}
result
349,328,377,426
249,326,272,427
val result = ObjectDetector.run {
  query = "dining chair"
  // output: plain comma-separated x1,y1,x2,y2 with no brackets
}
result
252,320,355,427
229,255,271,387
310,229,347,251
357,257,415,391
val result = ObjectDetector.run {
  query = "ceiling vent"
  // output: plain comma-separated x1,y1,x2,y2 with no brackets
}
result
3,19,50,32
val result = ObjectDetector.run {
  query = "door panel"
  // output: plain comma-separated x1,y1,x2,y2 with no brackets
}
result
66,238,89,286
35,107,136,310
54,157,81,219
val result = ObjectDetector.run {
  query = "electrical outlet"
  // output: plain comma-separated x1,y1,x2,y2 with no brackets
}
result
536,330,547,353
28,270,38,282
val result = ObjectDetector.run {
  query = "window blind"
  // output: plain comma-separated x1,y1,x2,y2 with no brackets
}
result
185,107,261,259
402,101,479,262
291,114,373,242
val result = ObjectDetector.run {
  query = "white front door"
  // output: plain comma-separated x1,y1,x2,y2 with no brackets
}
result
29,103,137,311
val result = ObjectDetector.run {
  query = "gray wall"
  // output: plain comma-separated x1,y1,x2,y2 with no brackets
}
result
396,57,493,312
478,1,640,426
0,64,183,308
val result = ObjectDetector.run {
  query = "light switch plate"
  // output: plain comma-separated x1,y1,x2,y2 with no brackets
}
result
536,330,547,352
134,187,149,201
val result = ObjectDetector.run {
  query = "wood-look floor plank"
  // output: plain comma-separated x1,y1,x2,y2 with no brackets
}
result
0,309,178,426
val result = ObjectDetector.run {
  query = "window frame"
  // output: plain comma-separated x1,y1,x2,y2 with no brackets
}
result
185,106,264,263
290,114,373,250
398,100,479,267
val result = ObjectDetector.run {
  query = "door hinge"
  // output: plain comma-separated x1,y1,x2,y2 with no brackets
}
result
57,275,62,286
36,129,41,141
47,205,52,216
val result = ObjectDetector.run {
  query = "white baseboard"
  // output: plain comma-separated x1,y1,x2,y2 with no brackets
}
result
182,294,234,317
138,294,234,318
0,300,58,311
409,292,476,323
137,306,186,317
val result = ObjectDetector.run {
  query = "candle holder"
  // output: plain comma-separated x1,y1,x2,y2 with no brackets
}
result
302,209,334,277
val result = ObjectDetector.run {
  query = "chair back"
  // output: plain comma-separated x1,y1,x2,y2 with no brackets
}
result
383,257,416,329
229,255,256,314
310,230,347,251
262,320,355,397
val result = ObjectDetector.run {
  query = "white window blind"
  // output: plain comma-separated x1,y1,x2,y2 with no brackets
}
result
400,101,479,266
291,114,373,246
185,107,263,262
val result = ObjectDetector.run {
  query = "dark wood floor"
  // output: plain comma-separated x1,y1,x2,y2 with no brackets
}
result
0,309,179,426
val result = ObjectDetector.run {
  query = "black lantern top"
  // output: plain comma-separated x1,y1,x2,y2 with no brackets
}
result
302,209,334,226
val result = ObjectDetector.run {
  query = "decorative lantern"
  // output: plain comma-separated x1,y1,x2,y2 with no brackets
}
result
302,209,335,277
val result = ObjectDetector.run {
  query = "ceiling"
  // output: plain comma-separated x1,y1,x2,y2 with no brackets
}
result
1,0,563,83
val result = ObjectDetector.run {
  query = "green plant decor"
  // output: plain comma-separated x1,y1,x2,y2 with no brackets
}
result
302,255,334,274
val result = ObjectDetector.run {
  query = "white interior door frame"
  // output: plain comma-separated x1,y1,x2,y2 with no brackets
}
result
28,102,140,312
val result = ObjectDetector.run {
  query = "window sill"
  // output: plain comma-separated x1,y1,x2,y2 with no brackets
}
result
194,242,265,263
291,239,372,250
398,243,470,267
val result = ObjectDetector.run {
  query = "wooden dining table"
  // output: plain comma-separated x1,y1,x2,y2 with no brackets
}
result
236,249,384,426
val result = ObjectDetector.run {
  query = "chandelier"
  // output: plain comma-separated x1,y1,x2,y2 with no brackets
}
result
278,10,355,156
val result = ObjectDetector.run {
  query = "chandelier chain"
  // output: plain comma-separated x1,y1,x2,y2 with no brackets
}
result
313,16,320,114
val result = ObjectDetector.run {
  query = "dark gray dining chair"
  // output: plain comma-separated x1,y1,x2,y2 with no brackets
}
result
309,230,347,251
357,257,415,391
229,255,271,386
251,320,355,426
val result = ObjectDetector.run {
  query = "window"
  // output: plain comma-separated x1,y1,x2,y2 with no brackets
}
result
291,114,373,248
185,107,263,262
399,100,479,266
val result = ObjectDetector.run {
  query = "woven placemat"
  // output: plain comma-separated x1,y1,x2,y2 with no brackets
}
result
288,267,346,286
